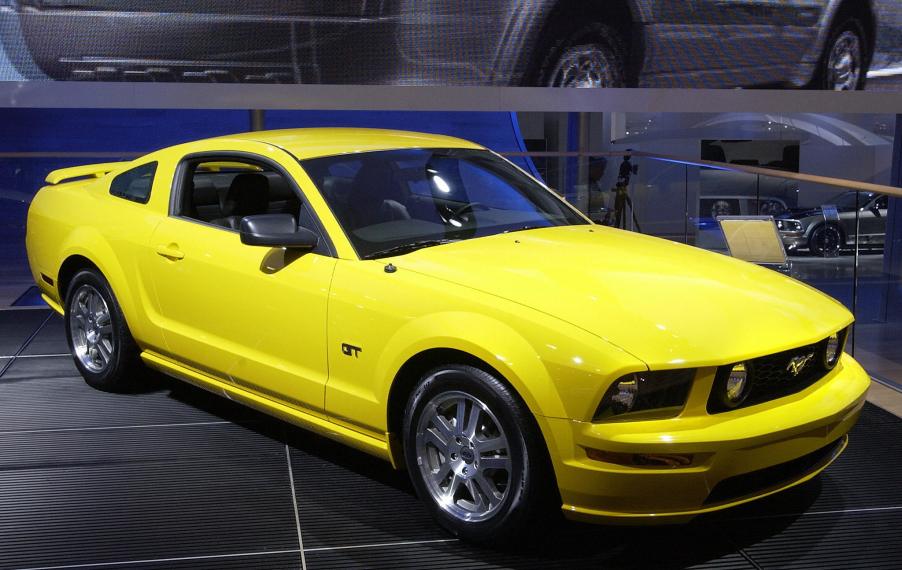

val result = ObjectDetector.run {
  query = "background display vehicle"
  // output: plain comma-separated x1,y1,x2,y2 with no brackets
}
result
25,128,869,542
5,0,902,89
777,190,888,256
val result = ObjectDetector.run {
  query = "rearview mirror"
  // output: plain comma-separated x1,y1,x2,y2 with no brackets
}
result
239,214,319,250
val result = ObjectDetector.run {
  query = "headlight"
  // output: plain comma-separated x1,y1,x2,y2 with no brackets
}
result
824,329,847,369
722,363,751,408
776,219,803,232
594,369,696,421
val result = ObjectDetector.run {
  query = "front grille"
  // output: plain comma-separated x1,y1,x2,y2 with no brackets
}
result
707,329,847,414
704,436,845,505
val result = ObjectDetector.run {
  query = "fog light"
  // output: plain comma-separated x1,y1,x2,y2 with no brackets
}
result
610,378,639,413
585,448,693,468
723,363,750,407
824,333,841,369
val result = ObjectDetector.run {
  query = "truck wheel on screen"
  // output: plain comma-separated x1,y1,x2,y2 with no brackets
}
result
403,364,557,544
811,17,868,91
534,22,627,88
64,269,144,392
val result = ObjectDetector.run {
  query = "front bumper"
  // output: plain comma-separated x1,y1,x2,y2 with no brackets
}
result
780,230,807,251
539,353,869,523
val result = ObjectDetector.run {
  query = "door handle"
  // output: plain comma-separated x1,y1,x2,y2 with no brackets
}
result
155,244,185,261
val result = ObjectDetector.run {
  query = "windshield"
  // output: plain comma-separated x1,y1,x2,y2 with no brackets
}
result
301,148,587,259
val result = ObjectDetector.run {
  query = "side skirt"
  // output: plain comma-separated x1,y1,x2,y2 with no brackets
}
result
140,350,393,462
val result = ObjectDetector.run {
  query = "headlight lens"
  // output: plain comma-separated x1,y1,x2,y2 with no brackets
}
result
776,219,803,232
594,369,695,421
723,363,750,407
824,330,846,369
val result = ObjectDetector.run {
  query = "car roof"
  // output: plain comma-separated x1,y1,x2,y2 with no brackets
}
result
215,128,484,160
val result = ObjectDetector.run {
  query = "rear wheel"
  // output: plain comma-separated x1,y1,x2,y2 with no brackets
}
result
64,269,144,391
402,364,556,543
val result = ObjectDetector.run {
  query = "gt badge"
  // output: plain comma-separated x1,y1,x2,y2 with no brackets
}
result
341,343,362,358
786,353,814,376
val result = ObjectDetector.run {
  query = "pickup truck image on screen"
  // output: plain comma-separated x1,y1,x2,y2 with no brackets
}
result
5,1,902,89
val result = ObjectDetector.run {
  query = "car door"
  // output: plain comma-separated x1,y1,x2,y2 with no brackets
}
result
859,194,888,244
645,1,806,86
145,146,336,413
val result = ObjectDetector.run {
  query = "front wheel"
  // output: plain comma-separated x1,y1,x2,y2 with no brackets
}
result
64,269,144,391
810,18,868,91
402,364,556,543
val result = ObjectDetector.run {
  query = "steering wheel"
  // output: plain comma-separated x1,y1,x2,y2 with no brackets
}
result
450,202,488,218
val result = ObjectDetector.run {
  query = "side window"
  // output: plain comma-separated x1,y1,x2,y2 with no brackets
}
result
176,158,301,231
110,162,156,204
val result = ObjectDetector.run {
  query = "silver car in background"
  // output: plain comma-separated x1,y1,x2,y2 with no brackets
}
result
777,191,888,256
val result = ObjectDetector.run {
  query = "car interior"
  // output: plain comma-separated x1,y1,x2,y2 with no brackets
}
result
304,149,570,249
178,160,302,229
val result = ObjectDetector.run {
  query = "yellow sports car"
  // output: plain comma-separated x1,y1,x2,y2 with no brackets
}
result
25,128,869,542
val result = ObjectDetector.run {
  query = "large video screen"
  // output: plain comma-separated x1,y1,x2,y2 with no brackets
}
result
2,2,902,90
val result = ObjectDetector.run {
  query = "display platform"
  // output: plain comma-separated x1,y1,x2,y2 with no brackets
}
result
0,307,900,570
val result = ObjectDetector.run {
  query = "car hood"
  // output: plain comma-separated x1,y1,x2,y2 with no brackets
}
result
392,225,852,368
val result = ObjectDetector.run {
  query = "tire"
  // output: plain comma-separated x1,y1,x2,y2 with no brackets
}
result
402,364,556,544
809,17,868,91
64,269,144,392
532,21,627,88
809,224,844,257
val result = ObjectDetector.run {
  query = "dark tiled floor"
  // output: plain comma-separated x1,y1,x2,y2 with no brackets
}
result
0,310,900,570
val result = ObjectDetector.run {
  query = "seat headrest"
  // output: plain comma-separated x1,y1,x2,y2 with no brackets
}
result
223,173,269,216
263,172,295,201
191,177,219,206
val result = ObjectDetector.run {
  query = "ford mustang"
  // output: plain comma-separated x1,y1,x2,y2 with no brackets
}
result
25,128,869,542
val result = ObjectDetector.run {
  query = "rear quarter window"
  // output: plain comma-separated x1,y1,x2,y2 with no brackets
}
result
110,162,157,204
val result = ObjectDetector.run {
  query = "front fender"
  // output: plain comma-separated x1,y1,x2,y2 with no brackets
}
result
377,311,568,419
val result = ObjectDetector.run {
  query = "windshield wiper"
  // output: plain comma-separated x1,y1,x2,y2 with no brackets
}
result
363,239,460,260
503,224,546,234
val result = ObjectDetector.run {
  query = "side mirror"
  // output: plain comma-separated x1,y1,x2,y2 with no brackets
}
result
870,204,883,218
239,214,318,250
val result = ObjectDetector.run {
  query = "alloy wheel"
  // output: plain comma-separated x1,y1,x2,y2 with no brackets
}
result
415,390,512,523
827,30,862,91
812,225,842,257
69,284,115,373
548,45,619,88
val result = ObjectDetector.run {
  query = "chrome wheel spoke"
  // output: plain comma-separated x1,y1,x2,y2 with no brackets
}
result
464,405,482,439
473,472,501,508
433,414,454,440
431,462,452,486
478,456,510,471
453,399,466,435
423,427,448,452
96,339,112,365
444,472,463,500
464,479,485,511
476,436,507,454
